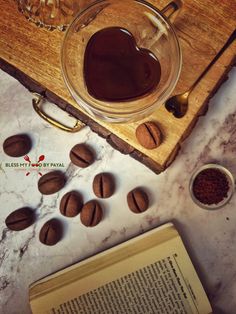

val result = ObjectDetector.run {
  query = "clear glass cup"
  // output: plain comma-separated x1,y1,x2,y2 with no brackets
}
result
15,0,94,30
61,0,182,123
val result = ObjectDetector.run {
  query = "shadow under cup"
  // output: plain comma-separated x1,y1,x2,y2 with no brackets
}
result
61,0,182,123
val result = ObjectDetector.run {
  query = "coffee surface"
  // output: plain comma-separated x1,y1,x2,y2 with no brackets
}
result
84,27,161,102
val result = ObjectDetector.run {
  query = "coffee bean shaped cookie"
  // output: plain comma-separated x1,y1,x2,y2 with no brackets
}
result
136,121,162,149
60,191,83,217
127,188,149,213
3,134,32,157
39,219,62,246
70,144,94,168
38,171,66,195
93,173,115,198
5,207,35,231
80,200,103,227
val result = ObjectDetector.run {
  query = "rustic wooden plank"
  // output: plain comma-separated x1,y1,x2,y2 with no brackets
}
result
0,54,235,174
0,0,235,173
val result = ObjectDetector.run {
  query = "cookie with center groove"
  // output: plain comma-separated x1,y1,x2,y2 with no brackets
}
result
136,121,162,149
70,143,94,168
127,188,149,213
80,200,103,227
93,173,115,198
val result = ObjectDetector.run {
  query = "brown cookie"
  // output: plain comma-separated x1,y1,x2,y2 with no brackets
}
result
3,134,32,157
136,121,162,149
39,219,62,246
60,191,83,217
80,200,103,227
5,207,35,231
127,188,149,213
38,171,66,195
70,144,94,168
93,173,115,198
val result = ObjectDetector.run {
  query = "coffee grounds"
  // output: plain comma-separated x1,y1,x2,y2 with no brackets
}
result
192,168,229,205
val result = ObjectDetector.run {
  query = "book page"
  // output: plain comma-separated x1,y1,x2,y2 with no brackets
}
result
30,224,212,314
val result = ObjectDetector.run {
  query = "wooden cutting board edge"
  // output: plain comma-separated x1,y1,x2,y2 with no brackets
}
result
0,54,235,174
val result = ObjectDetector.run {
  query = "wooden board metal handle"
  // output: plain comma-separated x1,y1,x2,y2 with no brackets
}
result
32,93,84,133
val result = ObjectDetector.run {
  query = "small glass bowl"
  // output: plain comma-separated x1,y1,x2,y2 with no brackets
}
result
15,0,95,30
189,164,235,210
61,0,182,123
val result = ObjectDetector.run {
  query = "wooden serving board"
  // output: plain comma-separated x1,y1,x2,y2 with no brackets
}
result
0,0,235,173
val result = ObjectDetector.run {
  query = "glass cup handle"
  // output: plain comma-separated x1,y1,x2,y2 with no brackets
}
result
161,0,182,21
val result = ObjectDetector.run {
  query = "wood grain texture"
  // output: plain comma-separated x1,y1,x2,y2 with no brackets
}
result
0,0,235,173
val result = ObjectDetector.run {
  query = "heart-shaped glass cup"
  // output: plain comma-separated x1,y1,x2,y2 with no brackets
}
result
61,0,182,123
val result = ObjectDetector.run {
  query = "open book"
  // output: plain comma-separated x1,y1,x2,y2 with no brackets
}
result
29,223,212,314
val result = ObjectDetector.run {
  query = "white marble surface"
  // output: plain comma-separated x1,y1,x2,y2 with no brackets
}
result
0,68,236,314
